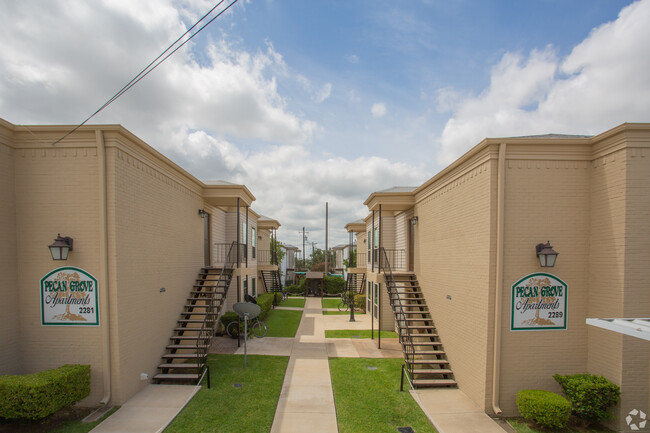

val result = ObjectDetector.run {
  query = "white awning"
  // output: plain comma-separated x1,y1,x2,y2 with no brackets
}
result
586,318,650,341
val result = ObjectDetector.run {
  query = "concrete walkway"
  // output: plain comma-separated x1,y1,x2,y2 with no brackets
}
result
88,384,198,433
269,297,338,433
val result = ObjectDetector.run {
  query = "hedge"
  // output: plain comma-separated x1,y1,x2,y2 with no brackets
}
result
516,389,571,429
0,364,91,420
553,373,620,423
323,275,345,295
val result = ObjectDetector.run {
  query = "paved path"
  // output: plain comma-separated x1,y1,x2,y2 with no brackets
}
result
88,384,198,433
269,297,338,433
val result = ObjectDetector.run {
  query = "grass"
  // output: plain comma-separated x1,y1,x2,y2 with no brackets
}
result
264,309,303,337
278,297,305,308
330,358,436,433
0,406,119,433
325,329,398,338
321,297,342,309
509,418,614,433
322,310,366,315
165,354,288,433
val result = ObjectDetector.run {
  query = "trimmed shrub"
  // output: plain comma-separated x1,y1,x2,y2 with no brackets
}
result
553,373,620,423
256,293,274,320
516,389,571,429
0,364,91,420
273,292,282,305
354,294,366,312
220,311,238,329
323,275,345,295
285,284,303,295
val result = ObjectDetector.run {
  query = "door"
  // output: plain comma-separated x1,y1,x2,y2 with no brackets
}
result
203,213,211,267
408,219,415,272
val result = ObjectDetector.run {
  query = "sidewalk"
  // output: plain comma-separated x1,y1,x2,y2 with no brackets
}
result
269,297,337,433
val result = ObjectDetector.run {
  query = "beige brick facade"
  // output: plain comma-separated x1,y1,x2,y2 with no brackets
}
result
0,119,278,406
356,123,650,432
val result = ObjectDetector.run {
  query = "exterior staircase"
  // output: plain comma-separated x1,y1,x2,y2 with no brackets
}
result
380,249,456,388
153,243,236,385
345,272,366,295
260,270,282,294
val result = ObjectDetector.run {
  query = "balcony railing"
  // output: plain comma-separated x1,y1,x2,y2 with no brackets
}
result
370,248,405,271
213,242,246,265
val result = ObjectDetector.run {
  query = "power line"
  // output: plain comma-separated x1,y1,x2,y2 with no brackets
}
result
51,0,240,146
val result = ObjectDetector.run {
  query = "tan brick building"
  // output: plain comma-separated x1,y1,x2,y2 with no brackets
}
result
349,123,650,432
0,118,280,406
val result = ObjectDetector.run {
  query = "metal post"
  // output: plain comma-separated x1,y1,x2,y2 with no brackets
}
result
243,313,248,367
378,204,382,350
400,364,405,392
246,206,249,268
349,230,355,323
371,211,375,272
325,202,328,275
302,227,306,269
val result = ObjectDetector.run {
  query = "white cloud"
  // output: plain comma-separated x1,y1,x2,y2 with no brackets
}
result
371,102,387,118
313,82,332,103
347,54,359,64
436,0,650,165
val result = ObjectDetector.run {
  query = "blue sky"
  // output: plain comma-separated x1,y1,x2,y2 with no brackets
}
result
1,0,648,250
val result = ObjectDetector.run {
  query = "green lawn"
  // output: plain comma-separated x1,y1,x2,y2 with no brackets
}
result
330,358,436,433
322,310,366,315
325,329,398,338
165,354,288,433
264,309,303,337
321,297,342,308
278,297,305,308
508,418,614,433
0,406,119,433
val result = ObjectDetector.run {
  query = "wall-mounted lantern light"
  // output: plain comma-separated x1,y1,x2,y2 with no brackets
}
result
410,216,419,225
48,234,73,261
536,241,558,267
198,209,208,218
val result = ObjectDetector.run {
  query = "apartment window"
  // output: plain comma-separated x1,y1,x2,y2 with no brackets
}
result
373,283,379,319
251,278,256,296
242,222,248,259
373,227,379,262
243,278,248,296
367,281,372,312
251,227,256,259
367,231,371,263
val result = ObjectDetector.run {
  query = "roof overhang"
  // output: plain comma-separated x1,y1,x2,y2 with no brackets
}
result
345,220,366,233
258,217,281,230
586,318,650,341
203,183,255,207
363,191,415,212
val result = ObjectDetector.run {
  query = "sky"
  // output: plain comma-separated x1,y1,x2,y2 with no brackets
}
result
1,0,649,252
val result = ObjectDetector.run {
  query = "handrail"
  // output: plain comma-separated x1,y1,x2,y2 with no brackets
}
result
196,241,237,380
379,247,417,383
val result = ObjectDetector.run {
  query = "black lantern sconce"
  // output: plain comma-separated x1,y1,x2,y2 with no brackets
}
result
410,216,419,225
536,241,559,267
198,209,208,218
48,234,74,261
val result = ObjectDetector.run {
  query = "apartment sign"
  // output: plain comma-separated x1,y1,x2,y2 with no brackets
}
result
511,273,567,331
40,267,99,326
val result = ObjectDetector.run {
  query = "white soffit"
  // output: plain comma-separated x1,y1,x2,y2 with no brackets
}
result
586,318,650,341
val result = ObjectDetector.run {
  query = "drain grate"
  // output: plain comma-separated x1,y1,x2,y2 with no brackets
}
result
366,366,377,370
233,383,243,388
397,427,415,433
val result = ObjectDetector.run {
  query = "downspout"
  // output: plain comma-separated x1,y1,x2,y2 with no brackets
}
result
245,206,249,268
96,129,112,405
492,143,506,415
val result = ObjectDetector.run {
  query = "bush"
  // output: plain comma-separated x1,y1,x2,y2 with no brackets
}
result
516,389,571,429
553,373,620,423
323,275,345,295
285,284,303,295
256,293,274,320
273,292,282,305
354,294,366,312
0,364,91,420
220,311,238,329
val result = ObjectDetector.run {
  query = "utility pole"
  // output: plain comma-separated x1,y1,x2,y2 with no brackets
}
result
325,202,328,275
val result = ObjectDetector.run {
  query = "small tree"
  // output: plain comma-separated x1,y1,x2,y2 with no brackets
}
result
271,238,286,267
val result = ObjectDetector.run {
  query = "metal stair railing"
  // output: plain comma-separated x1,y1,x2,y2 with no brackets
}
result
379,247,417,384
